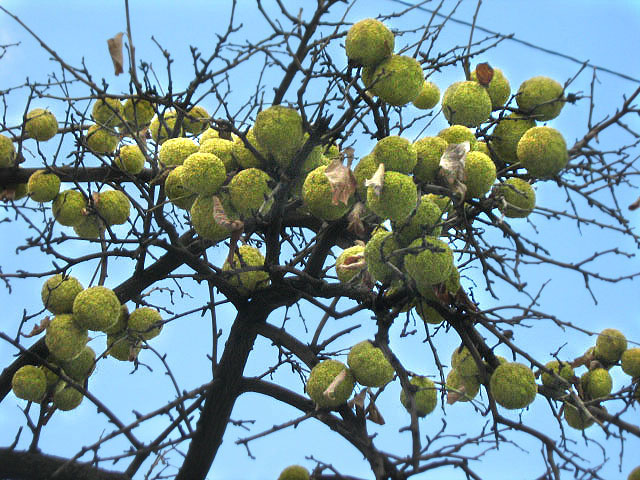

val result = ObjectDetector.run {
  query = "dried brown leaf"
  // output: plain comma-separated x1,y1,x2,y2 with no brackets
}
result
323,368,348,400
366,393,385,425
212,196,244,231
325,155,357,206
475,62,494,86
22,317,51,338
346,202,367,237
107,32,125,76
364,163,385,197
439,142,469,198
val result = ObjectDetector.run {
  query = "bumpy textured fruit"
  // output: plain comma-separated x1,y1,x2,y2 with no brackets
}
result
413,81,440,110
95,190,130,226
92,98,124,127
73,286,121,332
254,106,304,168
52,190,88,227
404,237,453,293
621,348,640,378
541,360,574,390
181,152,226,195
489,362,537,409
517,126,568,179
363,55,424,106
490,114,536,164
123,98,155,126
366,171,417,222
12,365,47,402
24,108,58,141
412,137,447,184
61,346,95,381
451,346,479,379
158,137,199,167
107,333,140,361
228,168,272,217
165,166,196,210
150,111,180,143
628,466,640,480
40,362,63,389
373,136,417,173
395,195,442,245
464,151,496,199
189,194,236,242
0,134,16,167
278,465,310,480
53,384,83,411
6,183,28,200
45,314,88,361
400,376,437,417
353,153,378,199
347,340,394,387
41,274,84,314
563,402,595,430
302,165,352,221
414,295,443,325
442,81,492,127
73,215,104,238
345,18,394,67
594,328,627,365
471,67,510,109
335,245,366,283
516,76,564,121
199,128,219,144
222,245,269,294
232,129,267,170
200,138,237,172
86,125,119,154
104,304,129,335
364,230,400,284
438,125,477,147
581,368,612,400
128,307,163,340
446,368,480,402
115,144,145,174
306,360,355,408
495,178,535,218
183,105,209,135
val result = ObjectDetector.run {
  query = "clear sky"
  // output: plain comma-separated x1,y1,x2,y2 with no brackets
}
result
1,1,639,479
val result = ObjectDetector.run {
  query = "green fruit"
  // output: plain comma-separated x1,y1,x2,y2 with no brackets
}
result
347,340,394,387
366,171,417,222
363,55,424,106
489,362,537,409
364,230,400,284
278,465,310,480
470,66,511,109
24,108,58,141
442,81,492,127
353,153,377,199
400,376,437,417
45,314,89,361
563,402,595,430
413,136,447,184
516,76,564,121
451,346,479,379
200,138,237,172
541,360,574,391
446,368,480,402
231,128,267,170
438,125,477,148
164,166,196,210
52,190,88,227
228,168,272,217
91,98,124,127
95,190,130,226
12,365,47,403
516,126,568,179
395,194,443,245
306,360,355,408
621,348,640,378
115,144,146,174
413,81,440,110
123,98,155,126
149,111,180,143
414,294,443,325
495,178,535,218
199,127,219,144
404,237,454,294
581,368,612,400
189,194,236,243
335,245,366,283
345,18,394,67
27,170,60,203
72,286,121,332
254,106,304,168
86,125,119,154
107,333,140,362
594,328,627,365
181,152,226,195
40,362,63,389
490,114,536,164
473,141,490,156
0,134,16,167
128,307,163,340
41,274,84,314
53,384,83,411
158,137,199,167
73,215,104,238
628,466,640,480
222,245,270,294
61,346,95,381
104,304,129,335
373,136,417,173
464,151,496,199
183,105,209,135
302,165,352,221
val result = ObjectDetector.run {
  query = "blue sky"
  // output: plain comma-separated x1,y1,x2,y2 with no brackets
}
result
1,1,640,479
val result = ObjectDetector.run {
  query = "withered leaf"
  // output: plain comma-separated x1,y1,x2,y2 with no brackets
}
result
629,196,640,210
324,153,357,206
364,162,385,197
447,384,466,405
346,202,367,237
22,317,51,338
323,368,348,400
439,142,469,198
475,62,494,86
365,392,385,425
212,196,244,231
107,32,125,76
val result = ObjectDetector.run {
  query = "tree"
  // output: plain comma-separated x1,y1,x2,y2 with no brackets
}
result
0,1,639,479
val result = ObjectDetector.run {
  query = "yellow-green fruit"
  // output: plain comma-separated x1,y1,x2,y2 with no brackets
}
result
415,294,443,325
445,265,460,294
446,368,480,402
8,183,28,200
41,274,84,314
404,237,453,292
199,127,219,144
363,55,424,106
222,245,269,294
541,360,574,390
123,98,155,127
306,359,355,408
353,153,377,200
95,190,130,226
24,108,58,141
595,328,627,365
12,365,47,403
40,362,63,390
366,171,417,222
413,137,447,184
347,340,394,388
254,105,304,168
86,125,119,154
495,178,535,218
45,314,89,361
104,304,128,335
278,465,310,480
27,170,60,203
232,129,267,170
52,190,88,227
490,114,536,164
471,67,511,109
438,125,477,148
373,136,417,173
107,333,140,361
158,137,199,167
189,194,236,243
228,168,272,217
181,152,226,195
442,81,492,127
115,144,145,174
165,166,196,210
464,151,496,199
150,111,180,143
61,346,95,382
53,384,83,411
183,105,209,135
628,466,640,480
621,348,640,378
73,215,104,238
345,18,394,67
516,76,564,121
580,368,612,400
200,137,237,172
451,346,479,379
563,402,595,430
0,134,16,167
395,195,442,246
413,81,440,110
489,362,537,410
364,230,400,284
400,376,437,417
73,286,121,332
516,126,568,179
91,98,124,127
335,245,365,283
302,165,352,221
128,307,163,340
473,141,490,156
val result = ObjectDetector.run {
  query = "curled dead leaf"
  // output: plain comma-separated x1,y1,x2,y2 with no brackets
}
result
439,142,469,198
107,32,125,76
22,317,51,338
323,368,348,400
475,62,494,86
324,153,357,206
346,202,367,237
364,163,385,197
212,196,244,231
